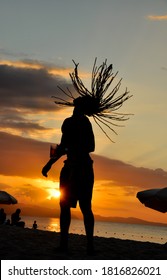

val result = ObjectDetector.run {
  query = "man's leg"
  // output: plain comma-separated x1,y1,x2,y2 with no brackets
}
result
79,201,94,254
60,205,71,251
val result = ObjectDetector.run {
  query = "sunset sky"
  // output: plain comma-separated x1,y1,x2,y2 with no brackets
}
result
0,0,167,224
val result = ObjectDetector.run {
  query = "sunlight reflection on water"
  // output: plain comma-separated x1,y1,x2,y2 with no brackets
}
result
21,216,167,244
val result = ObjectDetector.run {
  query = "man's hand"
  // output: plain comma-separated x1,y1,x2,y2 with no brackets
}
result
42,163,51,177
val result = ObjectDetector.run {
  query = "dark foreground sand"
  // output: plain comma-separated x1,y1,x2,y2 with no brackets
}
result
0,225,167,260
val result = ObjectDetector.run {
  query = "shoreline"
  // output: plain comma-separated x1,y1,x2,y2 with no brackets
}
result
12,215,167,245
0,226,167,260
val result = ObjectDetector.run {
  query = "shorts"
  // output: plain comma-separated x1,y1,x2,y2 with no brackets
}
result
59,158,94,208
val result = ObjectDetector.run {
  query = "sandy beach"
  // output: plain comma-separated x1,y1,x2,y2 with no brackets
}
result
0,225,167,260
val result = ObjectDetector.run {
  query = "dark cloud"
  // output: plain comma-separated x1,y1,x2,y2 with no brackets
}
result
0,108,52,133
93,154,167,189
1,132,167,190
0,63,74,134
0,64,72,111
0,131,60,178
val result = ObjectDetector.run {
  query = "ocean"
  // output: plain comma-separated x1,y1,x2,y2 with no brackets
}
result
16,216,167,245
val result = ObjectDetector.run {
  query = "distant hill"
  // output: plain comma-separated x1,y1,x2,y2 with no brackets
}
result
2,203,79,219
93,215,167,227
2,203,167,228
73,211,167,227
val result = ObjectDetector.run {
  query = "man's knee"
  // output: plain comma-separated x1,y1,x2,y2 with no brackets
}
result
79,202,92,215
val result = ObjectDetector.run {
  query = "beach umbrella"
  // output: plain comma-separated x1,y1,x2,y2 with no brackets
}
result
136,187,167,213
0,191,17,205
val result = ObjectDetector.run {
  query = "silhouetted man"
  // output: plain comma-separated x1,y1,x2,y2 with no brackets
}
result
42,96,95,255
42,58,131,255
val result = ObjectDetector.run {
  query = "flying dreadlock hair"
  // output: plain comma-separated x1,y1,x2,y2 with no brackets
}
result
52,58,132,142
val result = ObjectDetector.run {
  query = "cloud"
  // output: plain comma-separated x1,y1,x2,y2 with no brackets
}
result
0,61,76,137
0,132,57,178
0,63,73,112
14,183,48,203
0,60,91,138
93,154,167,189
0,108,52,134
1,132,167,191
148,14,167,21
1,133,167,221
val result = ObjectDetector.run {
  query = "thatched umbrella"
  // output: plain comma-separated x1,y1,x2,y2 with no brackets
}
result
0,191,17,205
137,187,167,213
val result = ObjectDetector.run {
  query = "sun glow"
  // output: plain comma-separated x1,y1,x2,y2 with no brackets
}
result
47,189,61,199
38,179,61,199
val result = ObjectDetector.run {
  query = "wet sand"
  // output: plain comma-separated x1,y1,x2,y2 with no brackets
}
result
0,225,167,260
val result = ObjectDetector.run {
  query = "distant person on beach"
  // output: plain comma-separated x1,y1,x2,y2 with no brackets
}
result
0,208,6,224
11,209,25,228
42,59,131,255
32,220,38,229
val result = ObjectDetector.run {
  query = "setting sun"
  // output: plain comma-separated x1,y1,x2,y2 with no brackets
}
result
36,179,61,200
47,189,61,199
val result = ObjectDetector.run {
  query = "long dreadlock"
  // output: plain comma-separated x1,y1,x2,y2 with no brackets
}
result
52,58,132,142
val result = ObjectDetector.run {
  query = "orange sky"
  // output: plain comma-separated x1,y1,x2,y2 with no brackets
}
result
1,131,167,224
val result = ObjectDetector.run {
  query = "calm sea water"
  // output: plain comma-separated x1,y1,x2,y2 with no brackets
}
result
16,216,167,245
